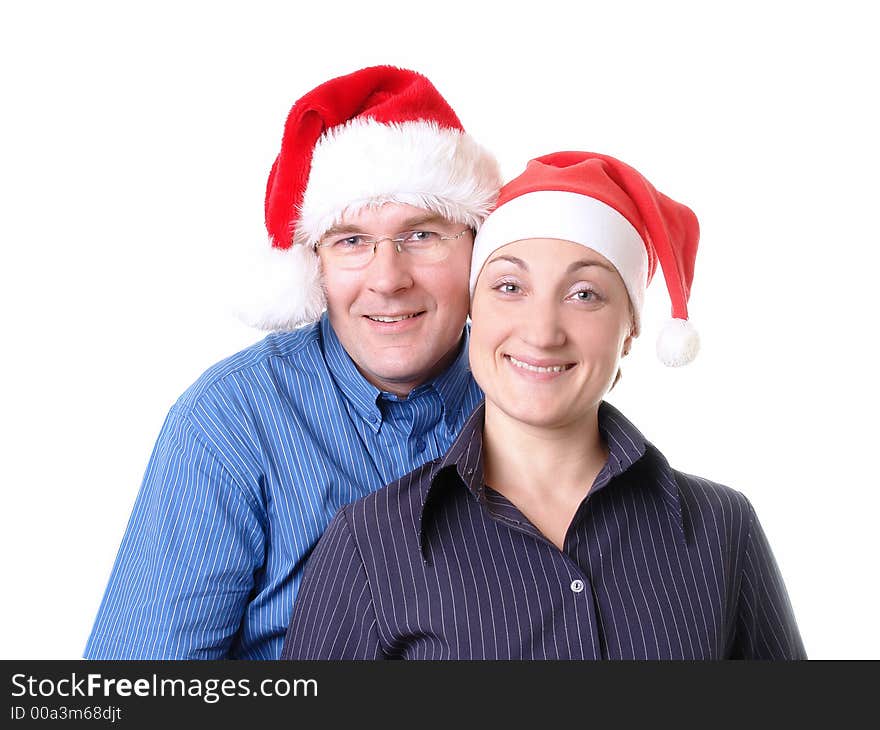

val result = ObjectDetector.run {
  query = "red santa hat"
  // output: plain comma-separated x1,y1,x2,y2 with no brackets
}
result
238,65,501,330
470,151,700,366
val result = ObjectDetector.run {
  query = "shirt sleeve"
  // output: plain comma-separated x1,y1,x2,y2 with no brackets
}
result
730,499,806,659
84,408,266,659
281,506,385,660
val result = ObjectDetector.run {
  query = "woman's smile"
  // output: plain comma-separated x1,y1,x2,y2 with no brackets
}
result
503,354,576,379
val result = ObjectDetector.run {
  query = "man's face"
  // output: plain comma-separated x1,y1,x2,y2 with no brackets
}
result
318,203,473,397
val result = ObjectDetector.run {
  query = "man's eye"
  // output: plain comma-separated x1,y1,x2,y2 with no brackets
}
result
334,236,367,248
405,231,440,244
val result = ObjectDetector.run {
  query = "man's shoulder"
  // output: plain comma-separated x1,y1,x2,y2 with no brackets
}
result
175,322,326,411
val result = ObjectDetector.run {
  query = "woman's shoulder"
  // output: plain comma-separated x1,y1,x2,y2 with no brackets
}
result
660,458,758,539
342,458,443,536
642,441,750,505
672,467,750,504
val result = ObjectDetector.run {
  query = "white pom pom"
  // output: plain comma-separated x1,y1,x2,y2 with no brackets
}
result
233,241,326,331
656,318,700,367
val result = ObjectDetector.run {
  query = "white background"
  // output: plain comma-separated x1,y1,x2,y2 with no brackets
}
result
2,0,877,659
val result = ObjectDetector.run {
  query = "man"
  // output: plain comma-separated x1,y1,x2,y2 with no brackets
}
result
84,66,501,659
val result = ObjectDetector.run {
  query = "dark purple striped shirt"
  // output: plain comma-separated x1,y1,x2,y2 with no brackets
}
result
282,401,805,660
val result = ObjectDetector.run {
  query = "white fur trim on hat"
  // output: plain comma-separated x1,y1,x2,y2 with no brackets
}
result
295,119,501,245
235,241,325,330
470,190,649,327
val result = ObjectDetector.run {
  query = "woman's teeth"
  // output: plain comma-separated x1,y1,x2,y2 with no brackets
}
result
507,355,570,373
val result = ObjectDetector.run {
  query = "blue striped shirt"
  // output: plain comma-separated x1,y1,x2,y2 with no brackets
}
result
282,401,806,660
84,314,482,659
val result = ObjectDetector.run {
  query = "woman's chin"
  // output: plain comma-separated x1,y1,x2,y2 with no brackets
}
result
488,395,590,432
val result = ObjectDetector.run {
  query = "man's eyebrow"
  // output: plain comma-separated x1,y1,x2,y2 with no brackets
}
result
321,223,364,238
398,214,451,229
321,214,452,239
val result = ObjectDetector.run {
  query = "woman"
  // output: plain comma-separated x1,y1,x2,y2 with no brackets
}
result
281,151,805,660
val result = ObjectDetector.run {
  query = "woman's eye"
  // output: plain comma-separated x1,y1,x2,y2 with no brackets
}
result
497,283,520,294
570,288,602,303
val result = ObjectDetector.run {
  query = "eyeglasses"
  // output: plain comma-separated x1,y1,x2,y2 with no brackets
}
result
314,229,471,269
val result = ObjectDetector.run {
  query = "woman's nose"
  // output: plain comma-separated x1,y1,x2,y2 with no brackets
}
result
518,296,567,349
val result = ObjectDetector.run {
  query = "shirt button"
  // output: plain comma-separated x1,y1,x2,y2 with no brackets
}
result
570,579,585,594
415,438,426,453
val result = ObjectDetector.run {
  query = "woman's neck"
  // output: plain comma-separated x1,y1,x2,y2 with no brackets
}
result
481,400,608,504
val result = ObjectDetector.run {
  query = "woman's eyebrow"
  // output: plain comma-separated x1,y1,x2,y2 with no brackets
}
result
567,258,616,274
486,255,527,269
485,256,615,273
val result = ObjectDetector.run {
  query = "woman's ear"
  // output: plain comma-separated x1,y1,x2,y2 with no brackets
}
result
622,329,635,357
621,301,637,358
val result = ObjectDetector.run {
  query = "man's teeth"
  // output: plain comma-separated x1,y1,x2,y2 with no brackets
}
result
507,356,570,373
367,314,418,323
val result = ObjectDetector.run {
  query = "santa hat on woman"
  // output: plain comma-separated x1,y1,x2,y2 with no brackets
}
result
471,151,701,366
238,65,501,331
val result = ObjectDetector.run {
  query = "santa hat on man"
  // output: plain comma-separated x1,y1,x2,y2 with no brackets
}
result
470,151,701,366
238,65,501,331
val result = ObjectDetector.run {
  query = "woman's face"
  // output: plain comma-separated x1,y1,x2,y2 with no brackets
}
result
469,238,634,431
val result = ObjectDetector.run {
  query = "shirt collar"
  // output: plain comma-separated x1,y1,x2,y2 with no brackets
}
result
594,402,686,543
418,400,686,560
426,325,475,432
591,400,649,489
321,313,474,433
436,398,487,496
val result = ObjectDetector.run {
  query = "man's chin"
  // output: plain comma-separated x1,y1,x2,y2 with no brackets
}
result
370,365,426,385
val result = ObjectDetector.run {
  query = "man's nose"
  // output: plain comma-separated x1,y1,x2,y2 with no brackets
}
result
366,240,414,295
